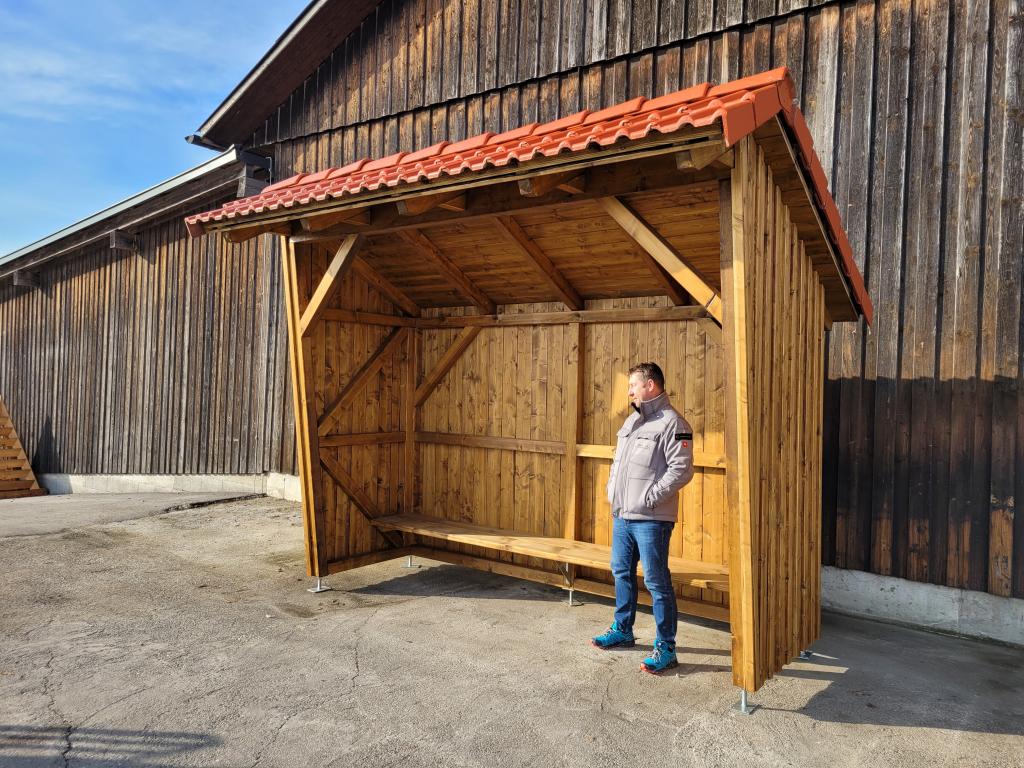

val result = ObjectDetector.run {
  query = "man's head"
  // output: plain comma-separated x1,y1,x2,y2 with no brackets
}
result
627,362,665,408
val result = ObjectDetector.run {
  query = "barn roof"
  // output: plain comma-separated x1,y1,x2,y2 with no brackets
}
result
187,68,871,323
190,0,383,150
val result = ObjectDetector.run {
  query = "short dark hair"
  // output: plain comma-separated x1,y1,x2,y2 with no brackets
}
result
628,362,665,389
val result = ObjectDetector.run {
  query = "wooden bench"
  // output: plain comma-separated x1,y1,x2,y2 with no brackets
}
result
372,513,730,592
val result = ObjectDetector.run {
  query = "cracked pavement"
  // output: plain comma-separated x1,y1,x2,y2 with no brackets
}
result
0,495,1022,767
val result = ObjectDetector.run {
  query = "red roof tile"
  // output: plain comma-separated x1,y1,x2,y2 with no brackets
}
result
186,67,871,323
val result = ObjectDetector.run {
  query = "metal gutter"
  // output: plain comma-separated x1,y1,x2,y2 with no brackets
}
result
0,147,269,270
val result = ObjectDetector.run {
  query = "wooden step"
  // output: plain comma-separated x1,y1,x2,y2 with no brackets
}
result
0,488,47,500
372,513,730,592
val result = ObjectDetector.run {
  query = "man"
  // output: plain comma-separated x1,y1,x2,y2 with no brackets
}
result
590,362,694,674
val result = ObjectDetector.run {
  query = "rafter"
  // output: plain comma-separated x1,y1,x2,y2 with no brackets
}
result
599,197,723,324
350,257,420,316
299,235,363,336
518,170,586,198
397,190,467,216
300,208,370,232
492,215,583,310
398,230,496,313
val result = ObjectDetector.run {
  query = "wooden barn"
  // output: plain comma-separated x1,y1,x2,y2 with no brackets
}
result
1,0,1020,666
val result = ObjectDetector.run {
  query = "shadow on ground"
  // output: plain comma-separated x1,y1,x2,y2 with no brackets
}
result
0,725,219,768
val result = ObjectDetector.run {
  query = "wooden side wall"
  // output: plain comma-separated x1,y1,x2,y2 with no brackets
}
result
724,137,827,692
252,0,1024,598
0,216,296,477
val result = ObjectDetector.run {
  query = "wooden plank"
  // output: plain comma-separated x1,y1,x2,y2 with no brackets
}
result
321,308,417,326
492,215,584,310
416,305,709,327
300,208,370,232
324,548,413,575
376,513,730,590
398,229,496,312
299,236,363,336
416,431,565,455
599,196,723,322
414,326,482,406
403,329,419,514
318,327,409,435
319,431,405,447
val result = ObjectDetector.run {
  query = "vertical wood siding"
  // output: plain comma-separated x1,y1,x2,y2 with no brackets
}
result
0,216,296,476
247,0,1022,597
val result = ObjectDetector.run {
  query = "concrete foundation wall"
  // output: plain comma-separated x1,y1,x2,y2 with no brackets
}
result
38,473,302,502
822,566,1024,648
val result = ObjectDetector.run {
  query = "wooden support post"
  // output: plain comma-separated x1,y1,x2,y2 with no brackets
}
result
599,196,723,323
403,329,419,515
414,326,482,407
720,155,757,693
398,229,496,312
493,215,584,310
299,236,362,336
318,327,409,435
562,322,585,541
281,238,328,576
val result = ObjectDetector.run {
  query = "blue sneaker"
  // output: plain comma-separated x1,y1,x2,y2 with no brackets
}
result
640,640,678,674
591,622,635,649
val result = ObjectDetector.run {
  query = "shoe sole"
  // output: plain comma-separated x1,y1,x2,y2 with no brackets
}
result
639,660,679,675
590,639,636,650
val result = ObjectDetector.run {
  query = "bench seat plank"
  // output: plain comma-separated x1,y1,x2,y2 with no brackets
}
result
372,513,730,592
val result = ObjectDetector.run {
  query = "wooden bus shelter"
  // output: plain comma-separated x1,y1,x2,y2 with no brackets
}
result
187,68,872,698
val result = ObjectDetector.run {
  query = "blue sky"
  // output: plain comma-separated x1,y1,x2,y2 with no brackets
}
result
0,0,308,255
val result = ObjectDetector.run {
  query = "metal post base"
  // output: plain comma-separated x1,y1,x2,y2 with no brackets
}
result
733,689,757,715
401,555,421,569
566,586,582,607
560,564,581,606
798,649,813,660
307,576,332,594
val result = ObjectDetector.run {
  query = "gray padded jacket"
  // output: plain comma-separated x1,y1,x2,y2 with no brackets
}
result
606,391,695,522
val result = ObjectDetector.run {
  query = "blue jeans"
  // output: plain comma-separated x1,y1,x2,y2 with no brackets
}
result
610,517,677,645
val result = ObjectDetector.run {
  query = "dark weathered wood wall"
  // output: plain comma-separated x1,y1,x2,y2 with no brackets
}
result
243,0,1022,598
0,216,296,476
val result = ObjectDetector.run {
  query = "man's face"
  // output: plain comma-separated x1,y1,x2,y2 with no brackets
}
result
627,372,657,407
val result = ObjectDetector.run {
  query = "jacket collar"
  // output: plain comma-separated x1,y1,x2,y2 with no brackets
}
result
632,390,671,422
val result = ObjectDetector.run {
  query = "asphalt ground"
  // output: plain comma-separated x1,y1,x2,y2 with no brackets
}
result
1,494,1021,767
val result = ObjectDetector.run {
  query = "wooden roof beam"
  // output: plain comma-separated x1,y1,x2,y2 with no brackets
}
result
299,235,363,336
492,215,584,310
676,143,733,171
224,222,292,243
518,170,586,198
397,190,467,216
599,197,723,324
350,257,420,316
398,230,496,313
300,208,370,233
